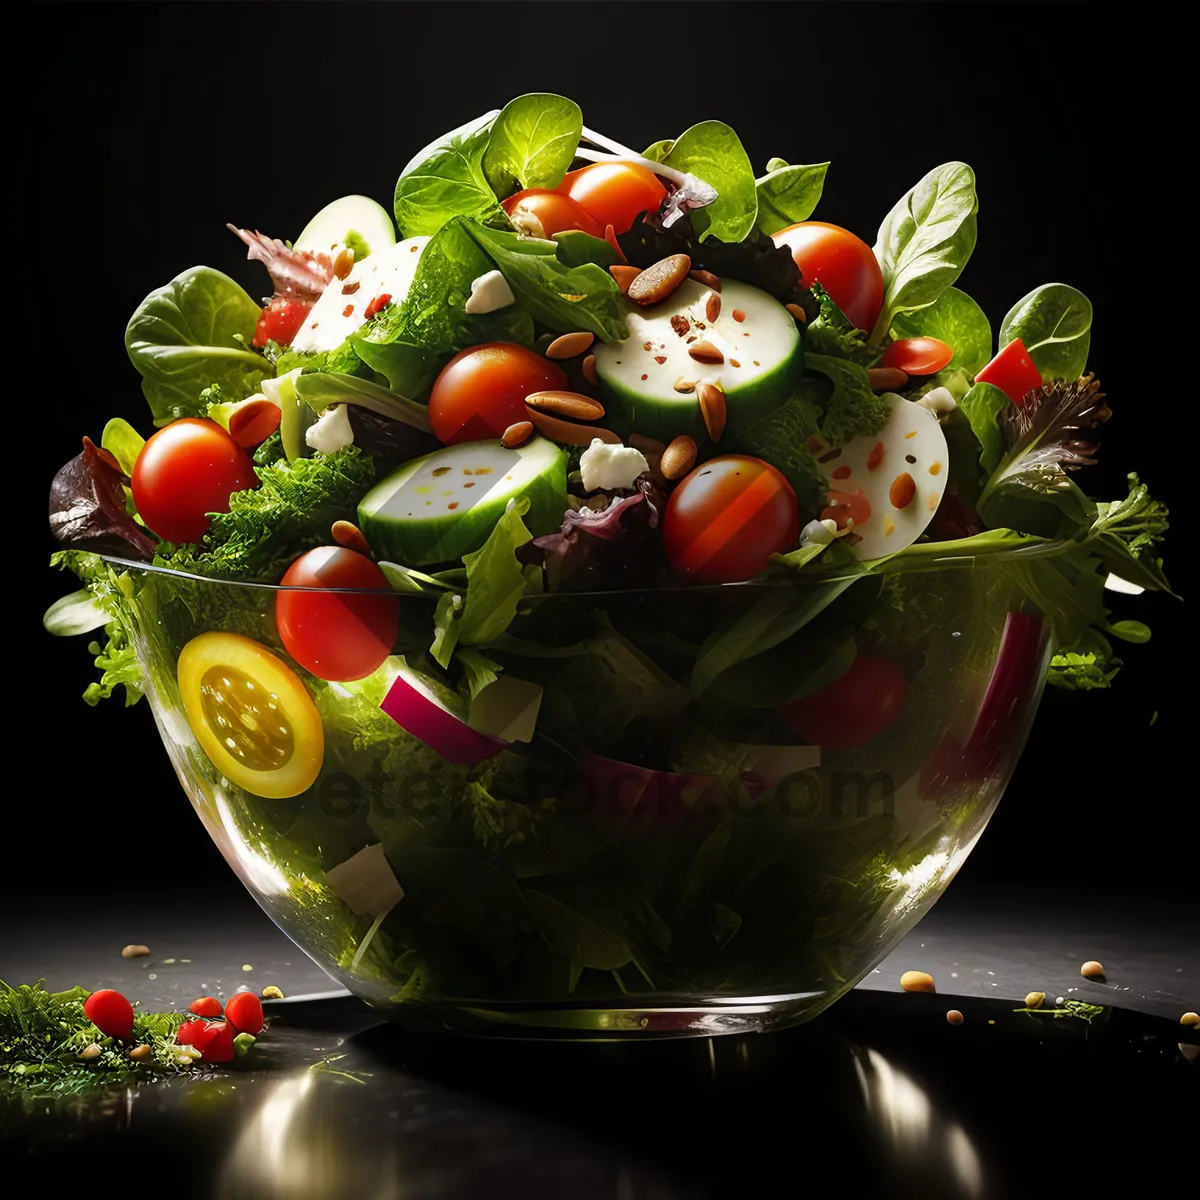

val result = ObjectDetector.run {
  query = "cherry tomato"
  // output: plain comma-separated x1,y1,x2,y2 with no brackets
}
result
770,222,884,332
224,991,265,1036
177,632,325,799
176,1019,208,1046
429,342,566,445
975,338,1043,406
189,996,223,1018
664,455,800,584
193,1020,235,1063
882,336,953,376
83,989,134,1041
779,656,908,752
502,189,602,238
560,162,668,234
132,418,258,544
276,547,399,682
253,297,312,348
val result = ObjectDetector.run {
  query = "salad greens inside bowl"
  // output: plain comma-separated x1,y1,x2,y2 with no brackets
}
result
45,95,1170,1037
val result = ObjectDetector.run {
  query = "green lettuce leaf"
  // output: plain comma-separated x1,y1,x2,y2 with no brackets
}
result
663,121,758,243
753,159,828,234
482,93,582,197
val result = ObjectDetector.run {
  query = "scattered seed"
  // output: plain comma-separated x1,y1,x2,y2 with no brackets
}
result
1182,1012,1200,1027
261,985,285,1000
242,964,254,973
128,1044,152,1062
525,390,606,421
525,406,620,447
1180,1042,1200,1062
609,264,641,294
582,353,598,385
628,254,692,305
79,1044,102,1061
121,944,150,959
1080,960,1105,980
697,382,727,442
688,341,724,365
670,314,690,337
500,420,534,449
731,308,746,323
545,331,595,360
1025,991,1046,1009
889,472,916,510
868,367,909,391
900,970,936,993
729,359,741,369
946,1009,964,1025
673,377,697,394
661,435,698,481
331,520,372,555
785,303,808,323
705,292,721,323
333,248,355,280
689,269,721,292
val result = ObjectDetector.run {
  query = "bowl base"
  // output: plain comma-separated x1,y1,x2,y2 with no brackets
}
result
371,989,847,1040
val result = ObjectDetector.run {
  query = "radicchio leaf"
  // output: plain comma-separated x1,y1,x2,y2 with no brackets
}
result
994,373,1111,488
226,226,333,303
521,475,665,592
49,438,157,560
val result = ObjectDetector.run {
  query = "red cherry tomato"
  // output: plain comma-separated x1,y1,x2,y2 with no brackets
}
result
770,222,884,332
276,546,399,682
193,1020,235,1063
560,162,668,234
176,1019,208,1046
83,989,135,1041
189,996,223,1018
224,991,265,1036
502,189,602,238
882,336,953,376
664,455,800,585
780,656,908,752
975,338,1043,406
132,418,258,544
253,297,312,348
429,342,566,445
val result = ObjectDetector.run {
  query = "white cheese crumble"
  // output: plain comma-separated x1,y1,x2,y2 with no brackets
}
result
1104,573,1145,596
305,404,354,454
579,438,649,492
464,270,515,314
800,518,839,546
915,386,958,416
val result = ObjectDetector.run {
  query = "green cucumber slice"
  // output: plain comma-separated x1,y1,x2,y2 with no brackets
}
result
295,195,396,259
593,278,802,444
358,435,567,566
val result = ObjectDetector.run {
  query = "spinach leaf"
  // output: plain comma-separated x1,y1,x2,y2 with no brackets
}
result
295,372,434,431
482,93,582,197
354,217,535,392
754,159,829,234
464,221,628,341
552,230,618,269
393,112,504,238
869,162,978,349
891,286,992,376
125,267,266,425
999,283,1092,381
642,139,674,162
663,121,758,243
525,889,631,973
958,381,1011,474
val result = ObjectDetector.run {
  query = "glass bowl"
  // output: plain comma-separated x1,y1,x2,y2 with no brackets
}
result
104,553,1050,1038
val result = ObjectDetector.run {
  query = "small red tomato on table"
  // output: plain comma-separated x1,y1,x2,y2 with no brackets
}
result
192,1020,236,1063
224,990,265,1036
189,995,223,1018
83,989,134,1041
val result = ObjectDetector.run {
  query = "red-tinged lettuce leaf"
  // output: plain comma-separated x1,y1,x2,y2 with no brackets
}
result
49,438,157,560
226,225,333,302
521,475,665,592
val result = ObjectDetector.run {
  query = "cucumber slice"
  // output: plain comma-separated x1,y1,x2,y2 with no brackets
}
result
295,195,396,259
593,279,802,444
290,236,429,354
358,435,567,566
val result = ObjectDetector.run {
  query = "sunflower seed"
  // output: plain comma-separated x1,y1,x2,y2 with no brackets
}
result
501,421,534,448
697,382,726,442
524,406,620,447
689,269,721,292
609,265,641,294
660,435,698,480
331,521,372,555
525,390,606,421
688,341,724,365
868,367,908,391
705,292,721,323
545,331,595,360
628,254,691,305
582,353,598,384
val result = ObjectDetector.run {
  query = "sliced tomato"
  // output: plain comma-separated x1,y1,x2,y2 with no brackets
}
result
975,338,1043,406
177,632,324,798
276,547,398,682
559,162,668,234
502,189,602,238
253,297,312,348
779,656,908,752
882,336,953,376
663,455,800,584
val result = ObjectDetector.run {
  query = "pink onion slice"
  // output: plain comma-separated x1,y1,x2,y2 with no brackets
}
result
380,669,505,767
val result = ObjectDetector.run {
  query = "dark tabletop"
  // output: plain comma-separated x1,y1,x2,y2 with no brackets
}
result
3,882,1196,1197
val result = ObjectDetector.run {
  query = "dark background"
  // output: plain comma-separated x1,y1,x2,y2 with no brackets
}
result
14,2,1186,914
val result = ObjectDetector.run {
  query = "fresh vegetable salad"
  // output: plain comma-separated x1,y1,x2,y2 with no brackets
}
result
46,96,1171,1029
